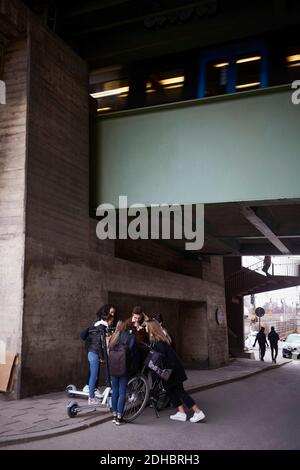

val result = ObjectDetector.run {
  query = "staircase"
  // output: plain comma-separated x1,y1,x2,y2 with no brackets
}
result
226,261,300,301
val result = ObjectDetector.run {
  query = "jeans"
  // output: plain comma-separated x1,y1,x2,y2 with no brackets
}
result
111,375,129,415
167,382,195,409
259,345,266,360
88,351,100,398
270,344,278,361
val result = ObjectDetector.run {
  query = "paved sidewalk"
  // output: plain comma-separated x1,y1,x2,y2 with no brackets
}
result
0,358,290,447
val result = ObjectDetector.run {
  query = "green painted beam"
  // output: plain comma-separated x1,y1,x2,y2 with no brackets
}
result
95,86,300,208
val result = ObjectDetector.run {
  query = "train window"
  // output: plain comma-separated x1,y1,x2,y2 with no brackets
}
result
235,54,261,91
286,51,300,82
198,40,268,98
91,79,129,113
145,69,185,106
90,66,129,113
205,58,229,96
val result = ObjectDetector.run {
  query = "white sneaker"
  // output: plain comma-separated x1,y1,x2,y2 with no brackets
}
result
170,412,187,422
88,397,97,405
82,385,89,393
190,411,205,423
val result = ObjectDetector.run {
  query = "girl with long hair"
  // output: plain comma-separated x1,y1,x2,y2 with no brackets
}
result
146,319,206,423
108,321,137,425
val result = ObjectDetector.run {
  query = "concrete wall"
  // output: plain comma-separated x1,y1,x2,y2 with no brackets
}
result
0,37,28,397
115,239,203,278
95,88,300,207
21,16,91,397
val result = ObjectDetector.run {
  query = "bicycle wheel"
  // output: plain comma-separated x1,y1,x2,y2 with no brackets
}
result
123,375,150,423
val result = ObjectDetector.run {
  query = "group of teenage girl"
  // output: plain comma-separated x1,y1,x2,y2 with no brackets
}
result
80,304,206,426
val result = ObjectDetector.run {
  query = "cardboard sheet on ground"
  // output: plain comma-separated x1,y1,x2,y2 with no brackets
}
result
0,352,17,392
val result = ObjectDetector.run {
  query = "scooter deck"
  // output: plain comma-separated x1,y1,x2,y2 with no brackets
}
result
66,390,101,398
74,402,110,412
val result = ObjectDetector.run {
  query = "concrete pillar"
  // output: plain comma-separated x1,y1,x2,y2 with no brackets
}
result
0,36,28,398
223,257,245,356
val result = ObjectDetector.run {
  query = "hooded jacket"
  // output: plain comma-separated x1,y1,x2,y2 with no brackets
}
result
80,320,108,360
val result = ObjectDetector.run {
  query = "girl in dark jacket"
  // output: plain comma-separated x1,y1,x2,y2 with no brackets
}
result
145,319,206,423
80,306,114,405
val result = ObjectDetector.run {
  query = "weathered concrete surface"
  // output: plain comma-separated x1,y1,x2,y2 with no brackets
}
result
0,36,28,398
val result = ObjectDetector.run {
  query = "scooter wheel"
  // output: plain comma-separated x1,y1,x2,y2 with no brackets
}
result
67,401,78,418
65,384,77,397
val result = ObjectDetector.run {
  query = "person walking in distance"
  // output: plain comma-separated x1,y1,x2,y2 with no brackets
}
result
268,326,280,363
253,326,269,361
262,256,272,276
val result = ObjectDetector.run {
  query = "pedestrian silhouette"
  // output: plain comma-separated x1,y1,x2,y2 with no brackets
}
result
262,256,272,276
253,327,269,361
268,326,280,363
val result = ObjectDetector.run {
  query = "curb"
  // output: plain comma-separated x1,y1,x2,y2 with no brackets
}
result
0,360,291,447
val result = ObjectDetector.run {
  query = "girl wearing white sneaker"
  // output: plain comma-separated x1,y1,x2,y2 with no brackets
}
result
145,319,205,423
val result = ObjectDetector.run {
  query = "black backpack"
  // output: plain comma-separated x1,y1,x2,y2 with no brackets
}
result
108,334,130,377
144,349,173,381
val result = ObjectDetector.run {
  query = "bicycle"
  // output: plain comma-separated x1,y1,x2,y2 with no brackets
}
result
122,365,170,422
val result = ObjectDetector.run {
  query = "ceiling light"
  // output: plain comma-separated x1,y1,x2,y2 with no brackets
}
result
236,56,261,64
286,54,300,63
91,86,129,98
164,84,184,89
236,82,260,89
213,62,229,68
159,76,185,85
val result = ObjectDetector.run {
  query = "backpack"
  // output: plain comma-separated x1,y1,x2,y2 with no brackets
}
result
108,334,130,377
144,349,173,381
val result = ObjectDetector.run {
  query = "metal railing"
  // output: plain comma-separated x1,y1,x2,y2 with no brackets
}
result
226,260,300,296
244,260,300,277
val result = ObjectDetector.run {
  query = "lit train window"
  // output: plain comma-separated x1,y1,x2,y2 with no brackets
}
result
198,40,268,98
90,66,129,113
90,79,129,113
145,70,185,106
205,58,229,96
235,54,261,91
286,51,300,82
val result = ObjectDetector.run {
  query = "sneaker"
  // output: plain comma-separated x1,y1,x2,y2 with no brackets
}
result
88,397,97,405
115,417,125,425
170,412,187,422
112,414,117,423
82,385,89,393
190,410,205,423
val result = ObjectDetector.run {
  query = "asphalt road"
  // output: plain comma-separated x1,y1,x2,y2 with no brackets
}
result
4,361,300,450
